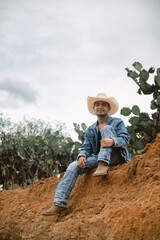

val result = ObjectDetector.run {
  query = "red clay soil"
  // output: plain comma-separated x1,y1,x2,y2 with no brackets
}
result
0,134,160,240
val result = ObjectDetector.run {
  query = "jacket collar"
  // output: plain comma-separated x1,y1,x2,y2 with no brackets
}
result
106,116,112,124
90,115,112,129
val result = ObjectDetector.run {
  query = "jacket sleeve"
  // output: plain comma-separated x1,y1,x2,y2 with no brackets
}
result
78,129,93,159
111,120,130,148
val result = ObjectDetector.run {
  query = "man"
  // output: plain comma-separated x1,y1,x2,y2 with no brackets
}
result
41,93,131,215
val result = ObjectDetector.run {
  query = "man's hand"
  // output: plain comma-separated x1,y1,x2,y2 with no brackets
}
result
101,138,114,148
78,156,86,168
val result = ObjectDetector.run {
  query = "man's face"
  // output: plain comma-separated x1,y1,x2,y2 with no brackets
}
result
93,101,110,116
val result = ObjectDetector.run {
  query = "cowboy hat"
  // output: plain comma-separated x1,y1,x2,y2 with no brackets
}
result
87,93,119,115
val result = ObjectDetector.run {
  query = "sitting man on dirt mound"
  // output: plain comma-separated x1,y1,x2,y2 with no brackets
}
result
42,93,131,216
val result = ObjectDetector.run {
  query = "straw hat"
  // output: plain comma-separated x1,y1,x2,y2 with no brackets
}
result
87,93,119,115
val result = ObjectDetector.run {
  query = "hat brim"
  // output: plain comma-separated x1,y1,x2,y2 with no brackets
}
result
87,96,119,115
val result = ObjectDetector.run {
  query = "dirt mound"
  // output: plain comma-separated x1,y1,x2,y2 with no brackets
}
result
0,134,160,240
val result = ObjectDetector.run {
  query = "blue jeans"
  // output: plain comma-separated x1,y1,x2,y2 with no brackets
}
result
53,125,124,208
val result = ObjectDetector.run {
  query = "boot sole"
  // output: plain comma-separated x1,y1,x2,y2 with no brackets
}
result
41,209,68,216
41,212,58,216
93,172,108,176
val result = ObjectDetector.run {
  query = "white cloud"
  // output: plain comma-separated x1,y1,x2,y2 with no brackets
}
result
0,75,38,108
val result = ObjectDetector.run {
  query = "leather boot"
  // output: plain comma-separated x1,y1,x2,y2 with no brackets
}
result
41,205,67,216
93,161,110,176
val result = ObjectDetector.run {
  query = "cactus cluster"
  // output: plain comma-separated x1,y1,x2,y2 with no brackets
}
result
121,62,160,157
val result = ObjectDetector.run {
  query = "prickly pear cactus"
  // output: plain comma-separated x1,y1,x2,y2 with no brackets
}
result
121,62,160,157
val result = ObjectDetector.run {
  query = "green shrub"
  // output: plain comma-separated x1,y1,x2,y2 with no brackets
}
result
121,62,160,157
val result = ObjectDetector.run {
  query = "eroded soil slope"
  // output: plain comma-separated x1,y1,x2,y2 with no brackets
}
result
0,134,160,240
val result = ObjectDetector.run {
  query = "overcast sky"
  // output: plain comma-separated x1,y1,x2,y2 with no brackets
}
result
0,0,160,137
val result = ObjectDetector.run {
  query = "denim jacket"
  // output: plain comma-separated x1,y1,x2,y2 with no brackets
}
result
78,116,131,162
